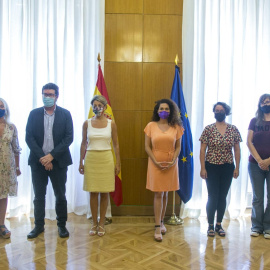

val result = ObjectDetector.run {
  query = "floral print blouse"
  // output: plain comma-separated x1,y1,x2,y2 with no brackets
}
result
199,123,242,165
0,123,21,199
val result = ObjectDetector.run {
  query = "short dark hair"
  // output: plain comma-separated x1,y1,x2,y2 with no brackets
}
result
152,98,182,127
213,102,231,116
42,83,59,96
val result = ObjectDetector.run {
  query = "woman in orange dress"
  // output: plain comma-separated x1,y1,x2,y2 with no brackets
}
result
144,99,184,242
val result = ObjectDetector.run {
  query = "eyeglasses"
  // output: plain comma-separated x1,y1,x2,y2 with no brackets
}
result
43,93,56,98
261,100,270,106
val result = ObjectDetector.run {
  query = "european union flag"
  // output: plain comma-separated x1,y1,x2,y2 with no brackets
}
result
171,65,194,203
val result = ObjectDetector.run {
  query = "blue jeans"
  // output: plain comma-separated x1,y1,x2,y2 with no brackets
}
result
248,162,270,233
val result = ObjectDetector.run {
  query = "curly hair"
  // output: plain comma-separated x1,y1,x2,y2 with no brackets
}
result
213,102,231,116
151,99,182,127
255,94,270,125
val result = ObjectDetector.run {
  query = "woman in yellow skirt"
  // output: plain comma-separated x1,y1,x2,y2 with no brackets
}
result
79,95,121,236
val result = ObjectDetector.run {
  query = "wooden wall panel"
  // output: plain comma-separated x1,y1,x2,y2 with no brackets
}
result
113,111,142,159
105,0,183,210
121,159,148,205
105,14,143,62
144,0,183,15
141,111,153,159
142,63,176,110
143,15,182,63
105,63,142,111
106,0,143,14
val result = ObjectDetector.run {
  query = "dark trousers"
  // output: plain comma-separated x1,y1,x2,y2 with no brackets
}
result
31,162,68,227
205,162,234,224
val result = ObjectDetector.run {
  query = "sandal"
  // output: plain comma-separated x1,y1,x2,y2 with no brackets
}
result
154,225,162,242
215,224,226,237
161,220,167,235
207,224,215,237
89,225,98,236
97,226,105,237
0,225,11,239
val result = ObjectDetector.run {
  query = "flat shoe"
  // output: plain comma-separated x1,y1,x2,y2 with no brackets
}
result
207,229,215,237
97,226,105,237
58,226,69,238
89,225,98,236
27,226,45,239
0,225,11,239
215,226,225,237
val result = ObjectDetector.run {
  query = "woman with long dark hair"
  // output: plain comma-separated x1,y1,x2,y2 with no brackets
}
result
144,98,184,242
247,94,270,239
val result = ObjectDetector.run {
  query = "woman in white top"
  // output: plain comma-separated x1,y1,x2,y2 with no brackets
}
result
79,95,121,236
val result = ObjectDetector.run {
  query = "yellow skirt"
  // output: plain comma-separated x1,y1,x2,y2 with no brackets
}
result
83,150,115,192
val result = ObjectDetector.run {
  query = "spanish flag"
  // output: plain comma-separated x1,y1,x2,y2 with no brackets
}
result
88,64,123,206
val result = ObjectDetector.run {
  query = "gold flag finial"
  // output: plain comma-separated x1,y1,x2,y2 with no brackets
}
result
175,54,179,66
97,53,101,63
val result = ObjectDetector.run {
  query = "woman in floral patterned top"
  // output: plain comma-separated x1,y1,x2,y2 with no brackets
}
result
0,98,21,239
199,102,242,237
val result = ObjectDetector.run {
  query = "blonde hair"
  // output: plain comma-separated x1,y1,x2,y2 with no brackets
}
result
0,98,10,123
91,95,108,107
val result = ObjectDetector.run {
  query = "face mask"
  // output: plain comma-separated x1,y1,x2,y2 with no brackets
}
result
158,111,170,119
0,109,5,118
260,105,270,114
43,97,55,108
93,107,104,116
215,112,226,122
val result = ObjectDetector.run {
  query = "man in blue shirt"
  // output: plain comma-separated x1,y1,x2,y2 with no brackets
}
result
26,83,73,239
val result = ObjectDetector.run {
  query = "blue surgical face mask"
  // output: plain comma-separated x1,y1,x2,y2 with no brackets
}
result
43,97,55,108
0,109,5,118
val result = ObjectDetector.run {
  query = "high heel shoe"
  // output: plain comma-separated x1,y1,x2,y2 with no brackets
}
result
89,225,98,236
154,225,162,242
161,220,167,235
97,225,105,237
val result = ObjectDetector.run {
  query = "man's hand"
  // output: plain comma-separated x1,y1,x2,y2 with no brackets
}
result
40,154,54,166
45,163,53,171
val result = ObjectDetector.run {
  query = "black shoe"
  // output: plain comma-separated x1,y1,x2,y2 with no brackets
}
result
215,224,226,237
27,226,44,239
58,226,69,238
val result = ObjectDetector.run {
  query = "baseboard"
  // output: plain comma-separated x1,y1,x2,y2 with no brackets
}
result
111,204,180,216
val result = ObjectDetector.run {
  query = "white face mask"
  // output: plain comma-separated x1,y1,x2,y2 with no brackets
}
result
93,106,104,116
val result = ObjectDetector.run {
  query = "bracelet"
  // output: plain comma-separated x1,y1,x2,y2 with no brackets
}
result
16,167,20,171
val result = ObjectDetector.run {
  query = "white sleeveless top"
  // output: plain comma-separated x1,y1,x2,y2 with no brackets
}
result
87,118,112,151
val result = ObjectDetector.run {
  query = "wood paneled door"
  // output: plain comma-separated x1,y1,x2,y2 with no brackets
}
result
105,0,183,215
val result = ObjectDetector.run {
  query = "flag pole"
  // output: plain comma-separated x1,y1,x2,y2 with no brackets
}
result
96,52,112,225
97,53,101,64
166,54,183,226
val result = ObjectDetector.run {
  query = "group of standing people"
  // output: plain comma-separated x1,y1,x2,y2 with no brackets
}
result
0,84,270,243
199,96,270,239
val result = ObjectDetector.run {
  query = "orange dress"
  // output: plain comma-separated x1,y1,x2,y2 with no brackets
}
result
144,122,184,192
